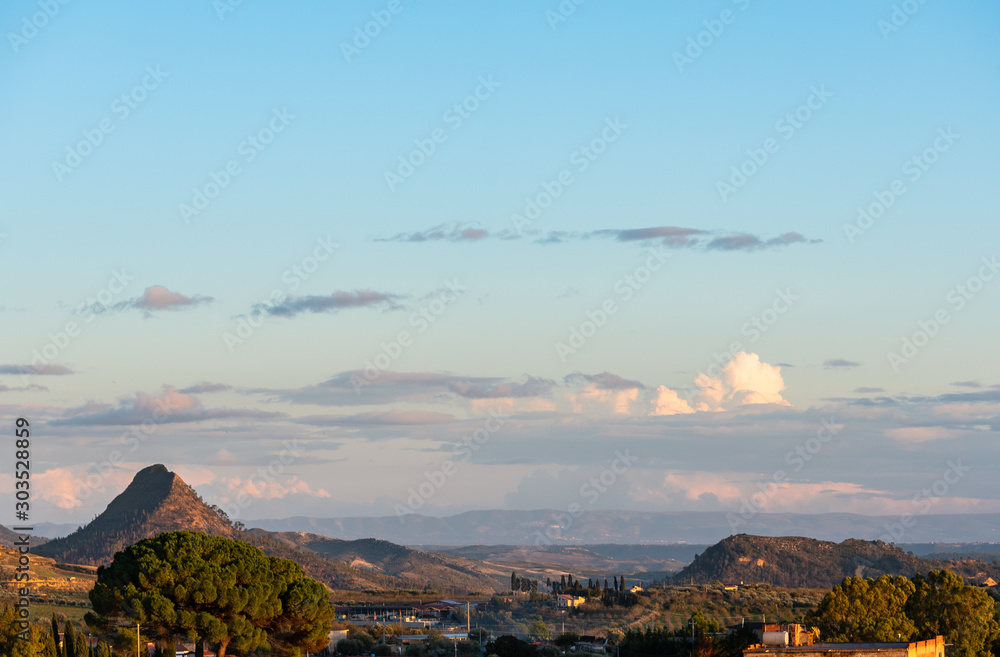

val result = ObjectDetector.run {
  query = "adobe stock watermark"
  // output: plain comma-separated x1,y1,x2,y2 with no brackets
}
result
726,416,842,531
213,0,246,21
217,439,306,522
511,117,627,235
843,127,958,243
7,0,72,54
716,85,833,202
672,0,752,73
877,0,932,40
222,236,339,352
20,269,134,384
533,449,638,547
678,288,799,407
351,278,467,392
879,458,970,543
340,0,414,63
555,247,669,362
394,409,507,523
179,107,295,223
545,0,586,31
887,255,997,372
384,75,500,192
51,66,168,183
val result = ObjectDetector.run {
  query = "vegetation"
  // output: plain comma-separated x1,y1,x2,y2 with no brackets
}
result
85,531,334,657
807,571,1000,657
675,534,1000,588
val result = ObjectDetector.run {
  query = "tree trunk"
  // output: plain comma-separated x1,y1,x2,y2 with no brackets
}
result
195,638,204,657
216,638,229,657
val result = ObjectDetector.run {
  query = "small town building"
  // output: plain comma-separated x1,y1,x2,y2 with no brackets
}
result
555,594,586,608
744,635,945,657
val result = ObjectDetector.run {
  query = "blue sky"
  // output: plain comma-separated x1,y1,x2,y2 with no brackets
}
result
2,0,999,529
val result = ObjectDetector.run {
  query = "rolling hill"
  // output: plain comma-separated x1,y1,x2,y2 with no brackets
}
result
674,534,1000,588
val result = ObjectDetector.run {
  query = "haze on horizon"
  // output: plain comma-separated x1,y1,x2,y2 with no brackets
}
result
1,1,998,527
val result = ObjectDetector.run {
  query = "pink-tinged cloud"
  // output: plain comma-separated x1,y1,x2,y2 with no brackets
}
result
50,385,283,426
692,352,789,411
33,468,87,509
220,475,330,501
568,384,642,415
134,285,213,310
883,426,959,443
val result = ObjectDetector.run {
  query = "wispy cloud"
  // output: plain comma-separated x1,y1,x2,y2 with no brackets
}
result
824,358,862,369
376,223,820,252
0,384,48,392
82,285,213,316
375,222,491,242
596,226,707,247
50,385,283,426
297,410,455,427
565,371,646,390
179,382,232,394
449,376,556,399
0,364,74,376
257,290,405,317
707,232,816,251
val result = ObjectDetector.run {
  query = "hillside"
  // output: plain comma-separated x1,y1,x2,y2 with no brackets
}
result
675,534,1000,588
253,531,500,593
0,525,48,549
0,544,96,624
35,464,239,565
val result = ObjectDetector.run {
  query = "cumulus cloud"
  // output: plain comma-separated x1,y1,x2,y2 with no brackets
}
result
648,386,695,416
258,290,404,317
691,352,789,411
50,385,283,426
568,383,642,415
376,223,490,242
0,364,74,376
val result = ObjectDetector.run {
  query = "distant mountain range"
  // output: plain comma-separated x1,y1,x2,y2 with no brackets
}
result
673,534,1000,588
31,464,500,594
248,510,1000,546
14,464,1000,594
